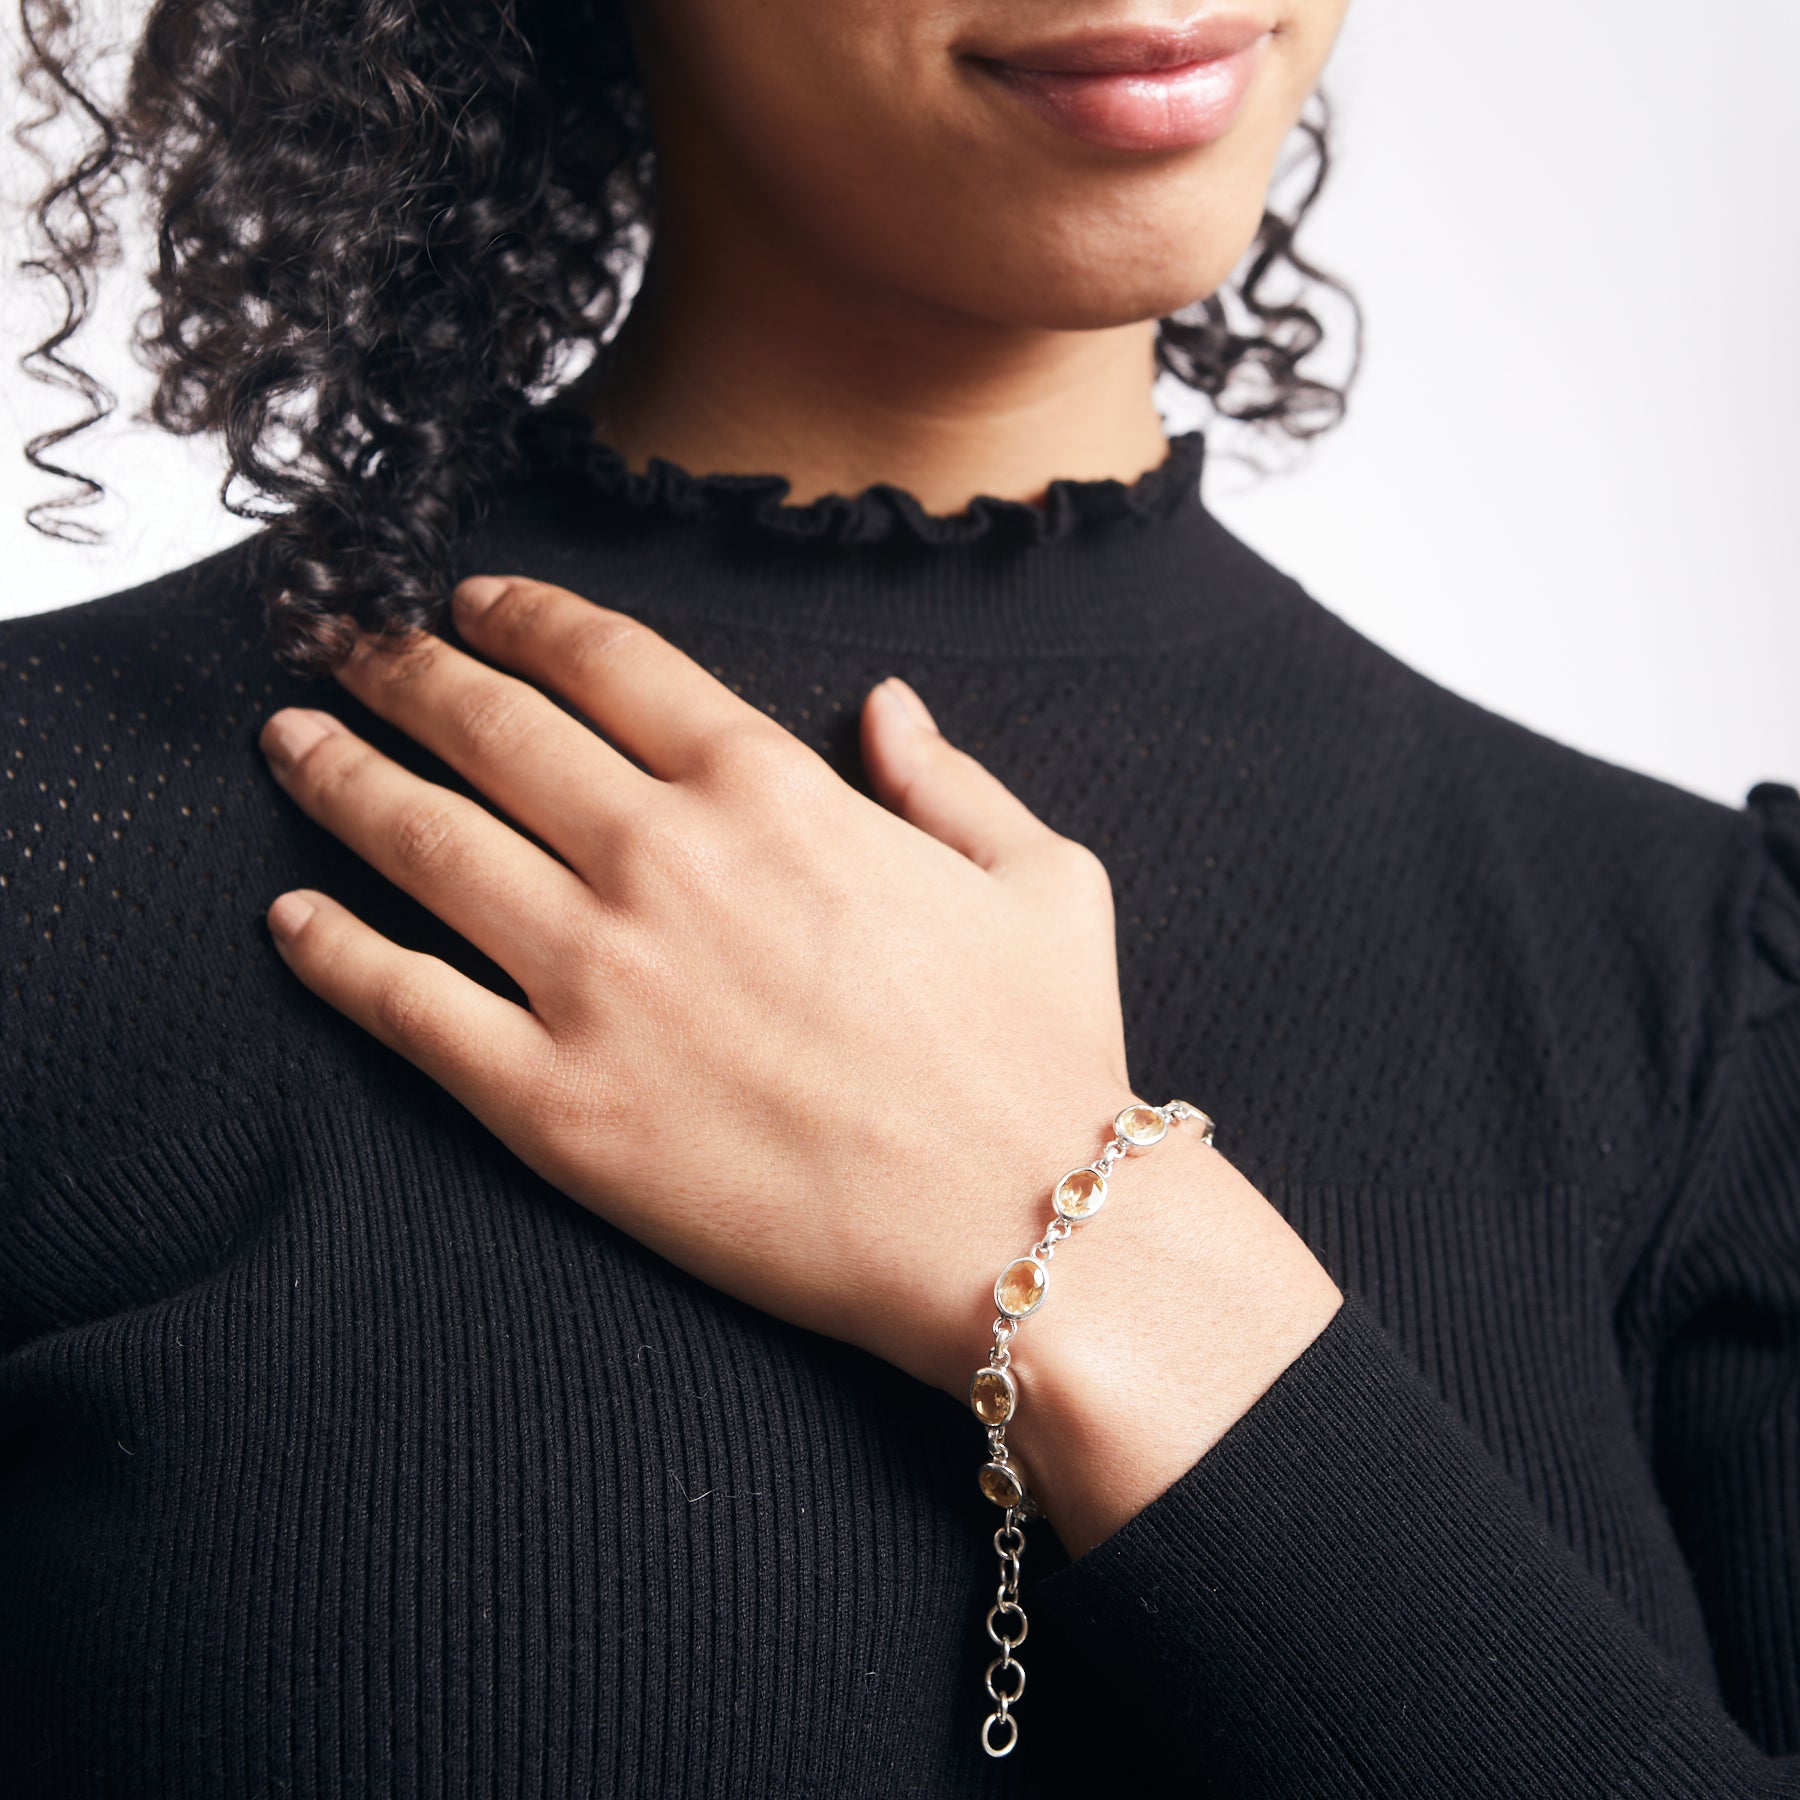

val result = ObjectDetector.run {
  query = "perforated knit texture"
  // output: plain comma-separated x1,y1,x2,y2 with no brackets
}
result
2,422,1797,1797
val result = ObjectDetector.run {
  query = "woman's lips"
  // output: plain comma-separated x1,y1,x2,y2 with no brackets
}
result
965,19,1273,155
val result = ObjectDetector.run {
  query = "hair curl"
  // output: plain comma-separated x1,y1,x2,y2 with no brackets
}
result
15,0,1362,676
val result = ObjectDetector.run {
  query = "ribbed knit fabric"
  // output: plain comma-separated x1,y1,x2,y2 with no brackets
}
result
2,405,1797,1797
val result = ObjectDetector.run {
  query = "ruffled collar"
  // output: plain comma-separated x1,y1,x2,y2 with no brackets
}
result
512,403,1210,551
472,400,1288,658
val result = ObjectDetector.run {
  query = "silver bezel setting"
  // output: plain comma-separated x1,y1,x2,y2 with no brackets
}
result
1167,1099,1217,1143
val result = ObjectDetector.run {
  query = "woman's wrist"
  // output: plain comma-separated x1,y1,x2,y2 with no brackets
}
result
983,1120,1344,1560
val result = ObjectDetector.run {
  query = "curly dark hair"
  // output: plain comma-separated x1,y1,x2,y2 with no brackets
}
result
14,0,1363,677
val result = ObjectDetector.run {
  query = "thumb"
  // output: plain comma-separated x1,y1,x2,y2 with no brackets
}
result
860,677,1050,872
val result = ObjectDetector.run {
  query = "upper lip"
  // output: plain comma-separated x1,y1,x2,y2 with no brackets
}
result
960,13,1273,76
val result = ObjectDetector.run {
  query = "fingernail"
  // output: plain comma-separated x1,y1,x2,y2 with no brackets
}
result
267,892,316,941
261,708,333,769
455,576,512,618
883,677,937,734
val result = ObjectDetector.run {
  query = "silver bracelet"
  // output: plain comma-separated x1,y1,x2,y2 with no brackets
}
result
971,1097,1216,1759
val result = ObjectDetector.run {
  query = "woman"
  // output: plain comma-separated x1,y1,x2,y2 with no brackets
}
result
4,0,1796,1793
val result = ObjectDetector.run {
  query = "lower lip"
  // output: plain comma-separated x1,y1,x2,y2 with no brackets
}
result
972,37,1270,154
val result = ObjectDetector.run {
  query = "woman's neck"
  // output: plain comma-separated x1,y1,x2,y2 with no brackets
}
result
560,227,1175,514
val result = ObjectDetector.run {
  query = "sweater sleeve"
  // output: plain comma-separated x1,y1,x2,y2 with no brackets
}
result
1028,781,1800,1798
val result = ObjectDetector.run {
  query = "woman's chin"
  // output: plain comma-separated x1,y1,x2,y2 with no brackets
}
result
890,231,1257,335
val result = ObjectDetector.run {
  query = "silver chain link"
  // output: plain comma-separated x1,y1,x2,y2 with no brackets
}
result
973,1098,1215,1757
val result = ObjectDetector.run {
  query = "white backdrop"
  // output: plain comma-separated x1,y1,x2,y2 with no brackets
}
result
4,1,1796,807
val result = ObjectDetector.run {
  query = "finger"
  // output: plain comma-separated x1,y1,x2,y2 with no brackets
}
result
330,622,655,872
451,576,787,782
265,886,555,1126
260,705,599,1001
858,677,1051,873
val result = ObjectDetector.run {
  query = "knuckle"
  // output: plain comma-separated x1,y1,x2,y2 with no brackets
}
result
564,612,651,685
364,631,442,694
296,730,370,803
700,719,822,796
772,745,839,809
557,903,635,987
388,799,464,879
1055,835,1114,894
489,579,559,641
445,676,536,761
642,814,738,908
573,791,665,910
371,965,439,1046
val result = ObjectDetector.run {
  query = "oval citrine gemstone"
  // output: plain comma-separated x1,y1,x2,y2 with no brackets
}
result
994,1258,1047,1319
969,1366,1016,1425
1115,1104,1168,1146
1053,1166,1107,1221
979,1461,1024,1508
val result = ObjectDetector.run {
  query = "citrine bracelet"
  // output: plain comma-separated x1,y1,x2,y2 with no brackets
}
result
970,1097,1216,1759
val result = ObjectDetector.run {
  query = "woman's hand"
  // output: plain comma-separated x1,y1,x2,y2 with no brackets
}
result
259,575,1340,1555
259,574,1134,1394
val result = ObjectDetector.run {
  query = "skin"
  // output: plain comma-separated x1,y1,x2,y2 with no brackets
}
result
259,0,1350,1561
572,0,1354,507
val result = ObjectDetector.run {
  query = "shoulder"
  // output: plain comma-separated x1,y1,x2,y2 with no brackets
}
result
1,531,306,720
1269,589,1769,919
1269,585,1796,1197
1,536,345,1162
2,532,337,852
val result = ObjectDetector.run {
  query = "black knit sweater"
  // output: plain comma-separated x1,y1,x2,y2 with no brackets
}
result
3,410,1797,1798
